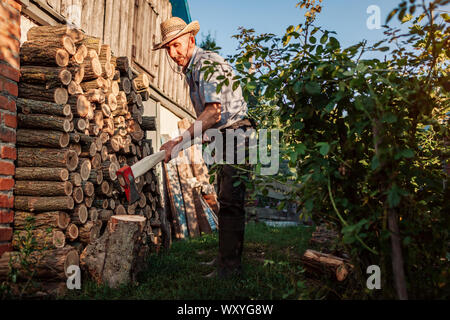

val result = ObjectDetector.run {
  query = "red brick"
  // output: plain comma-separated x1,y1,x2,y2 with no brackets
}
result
0,242,12,258
2,80,17,96
0,161,14,175
0,96,16,112
0,63,19,81
0,127,15,143
0,47,19,69
0,209,13,223
0,178,13,190
0,194,13,208
3,113,16,128
0,227,12,241
0,145,15,159
4,0,22,13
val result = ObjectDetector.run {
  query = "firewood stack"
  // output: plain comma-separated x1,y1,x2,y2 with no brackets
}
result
0,25,164,288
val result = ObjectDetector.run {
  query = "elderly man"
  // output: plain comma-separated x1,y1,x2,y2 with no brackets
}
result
154,17,255,278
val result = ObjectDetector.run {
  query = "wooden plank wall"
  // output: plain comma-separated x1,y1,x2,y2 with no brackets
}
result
42,0,195,116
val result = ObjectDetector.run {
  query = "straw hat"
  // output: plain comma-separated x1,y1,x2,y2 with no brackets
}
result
153,17,200,50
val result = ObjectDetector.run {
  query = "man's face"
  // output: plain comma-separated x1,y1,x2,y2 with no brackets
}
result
164,33,194,67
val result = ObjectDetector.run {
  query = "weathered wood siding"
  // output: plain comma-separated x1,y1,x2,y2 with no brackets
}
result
38,0,194,116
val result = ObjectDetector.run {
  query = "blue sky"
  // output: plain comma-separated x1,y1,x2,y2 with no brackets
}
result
188,0,448,59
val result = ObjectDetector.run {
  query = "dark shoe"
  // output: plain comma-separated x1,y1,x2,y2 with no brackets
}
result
199,257,217,266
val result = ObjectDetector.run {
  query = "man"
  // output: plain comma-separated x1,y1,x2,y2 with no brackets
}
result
154,17,255,278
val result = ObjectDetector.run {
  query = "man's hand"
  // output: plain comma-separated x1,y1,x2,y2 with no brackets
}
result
160,136,183,163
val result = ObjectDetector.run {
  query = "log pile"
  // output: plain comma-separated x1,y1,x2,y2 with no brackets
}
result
1,25,164,288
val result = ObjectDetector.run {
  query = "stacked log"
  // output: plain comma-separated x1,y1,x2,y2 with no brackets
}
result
4,25,164,288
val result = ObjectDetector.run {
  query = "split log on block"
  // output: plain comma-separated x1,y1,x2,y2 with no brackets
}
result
14,211,70,230
13,228,66,250
18,114,71,133
15,167,69,182
98,209,113,222
17,129,70,148
70,172,82,186
93,199,108,210
91,153,102,169
65,223,79,241
115,204,126,215
18,148,78,171
82,181,95,197
80,36,101,55
20,41,70,67
17,98,72,117
27,25,85,43
19,83,68,105
0,246,79,281
14,181,73,196
74,118,87,131
80,215,147,288
85,196,94,208
72,204,88,225
88,169,103,185
89,207,98,222
141,116,156,131
73,186,84,204
132,73,150,91
68,80,84,95
300,249,354,282
81,51,102,81
20,66,72,87
70,64,85,84
79,220,102,244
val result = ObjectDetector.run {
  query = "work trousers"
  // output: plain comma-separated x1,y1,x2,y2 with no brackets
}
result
215,121,254,277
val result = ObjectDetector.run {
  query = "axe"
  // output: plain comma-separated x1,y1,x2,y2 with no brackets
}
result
116,150,166,204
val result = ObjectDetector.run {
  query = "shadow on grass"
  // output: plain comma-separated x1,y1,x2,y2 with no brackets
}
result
64,221,315,300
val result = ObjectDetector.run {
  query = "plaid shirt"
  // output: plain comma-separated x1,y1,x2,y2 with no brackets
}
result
183,46,248,130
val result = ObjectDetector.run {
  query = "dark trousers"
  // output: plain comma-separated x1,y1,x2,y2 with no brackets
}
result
216,122,253,276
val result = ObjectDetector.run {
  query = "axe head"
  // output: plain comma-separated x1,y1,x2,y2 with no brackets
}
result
116,165,140,204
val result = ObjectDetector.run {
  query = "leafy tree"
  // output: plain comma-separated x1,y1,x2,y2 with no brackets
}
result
198,31,222,54
203,0,449,299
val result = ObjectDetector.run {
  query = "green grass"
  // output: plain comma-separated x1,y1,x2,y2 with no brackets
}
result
64,222,316,300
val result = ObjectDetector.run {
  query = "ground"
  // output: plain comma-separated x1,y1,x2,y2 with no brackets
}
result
62,221,338,300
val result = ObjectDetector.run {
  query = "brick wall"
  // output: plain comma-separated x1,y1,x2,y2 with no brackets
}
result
0,0,21,258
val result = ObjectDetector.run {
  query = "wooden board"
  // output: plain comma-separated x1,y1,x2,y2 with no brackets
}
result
161,134,188,239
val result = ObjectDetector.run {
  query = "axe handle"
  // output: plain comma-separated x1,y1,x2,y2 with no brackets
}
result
131,150,166,178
